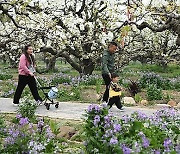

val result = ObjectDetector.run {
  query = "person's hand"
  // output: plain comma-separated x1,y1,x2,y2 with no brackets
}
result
29,72,34,76
117,87,122,91
109,73,111,79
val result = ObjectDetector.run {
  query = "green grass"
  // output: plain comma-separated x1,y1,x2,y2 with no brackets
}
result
36,60,80,76
2,60,179,79
1,61,180,101
0,62,18,76
122,62,180,78
61,69,79,76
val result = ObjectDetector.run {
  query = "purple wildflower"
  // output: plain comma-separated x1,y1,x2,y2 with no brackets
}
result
138,131,145,137
163,138,172,148
45,126,54,139
110,137,118,145
154,107,177,120
4,136,15,145
122,115,130,123
104,115,113,125
37,119,44,129
100,103,107,108
121,144,132,154
94,105,100,112
175,145,180,153
93,115,100,126
134,142,140,152
28,140,45,153
87,105,93,112
137,111,148,120
113,124,121,133
104,123,111,128
104,129,113,138
19,117,29,125
29,123,33,129
12,130,19,138
16,114,22,119
142,137,150,148
87,104,100,113
154,149,161,154
104,115,111,122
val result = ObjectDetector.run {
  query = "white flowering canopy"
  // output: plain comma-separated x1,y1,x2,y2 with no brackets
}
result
0,0,179,73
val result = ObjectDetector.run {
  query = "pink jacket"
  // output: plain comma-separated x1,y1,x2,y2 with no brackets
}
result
18,54,32,75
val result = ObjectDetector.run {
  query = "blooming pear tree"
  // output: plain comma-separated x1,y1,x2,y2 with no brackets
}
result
0,0,179,73
112,0,180,69
0,0,47,67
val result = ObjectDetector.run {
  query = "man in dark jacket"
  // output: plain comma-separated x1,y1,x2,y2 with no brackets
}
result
102,42,118,102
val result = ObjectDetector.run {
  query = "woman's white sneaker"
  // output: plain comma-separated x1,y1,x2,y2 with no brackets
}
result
13,103,19,107
36,100,43,106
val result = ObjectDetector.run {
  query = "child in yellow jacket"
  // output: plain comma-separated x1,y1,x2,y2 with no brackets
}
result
108,73,123,110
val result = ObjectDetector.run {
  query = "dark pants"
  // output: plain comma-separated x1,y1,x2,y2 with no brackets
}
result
102,74,111,102
13,75,42,104
108,96,122,110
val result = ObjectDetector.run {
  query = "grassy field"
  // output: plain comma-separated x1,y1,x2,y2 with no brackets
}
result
123,62,180,78
1,60,180,78
0,61,180,105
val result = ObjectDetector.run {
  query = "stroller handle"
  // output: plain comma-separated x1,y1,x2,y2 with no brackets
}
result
34,76,57,89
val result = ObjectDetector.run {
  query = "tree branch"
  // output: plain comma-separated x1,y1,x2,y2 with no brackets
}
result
39,46,82,73
52,16,70,32
60,52,82,73
131,21,170,32
40,47,57,55
113,21,129,32
0,29,15,37
0,4,25,29
151,13,180,20
76,0,86,18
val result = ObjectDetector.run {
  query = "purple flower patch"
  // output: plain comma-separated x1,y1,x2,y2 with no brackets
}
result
19,117,29,125
93,115,100,126
113,124,121,133
110,137,118,145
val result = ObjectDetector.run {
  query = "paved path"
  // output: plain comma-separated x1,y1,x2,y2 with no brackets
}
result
0,98,175,120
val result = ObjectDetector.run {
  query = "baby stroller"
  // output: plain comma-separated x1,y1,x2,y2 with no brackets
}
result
35,77,59,110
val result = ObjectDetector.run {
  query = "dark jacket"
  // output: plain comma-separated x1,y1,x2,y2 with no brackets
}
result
109,81,121,92
109,81,122,98
102,50,115,74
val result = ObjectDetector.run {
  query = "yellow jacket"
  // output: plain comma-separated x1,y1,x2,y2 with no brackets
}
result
109,82,122,98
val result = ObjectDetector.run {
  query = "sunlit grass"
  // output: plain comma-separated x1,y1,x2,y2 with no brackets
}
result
122,62,180,78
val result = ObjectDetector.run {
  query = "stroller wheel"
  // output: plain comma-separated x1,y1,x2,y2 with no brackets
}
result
45,103,50,110
55,103,59,108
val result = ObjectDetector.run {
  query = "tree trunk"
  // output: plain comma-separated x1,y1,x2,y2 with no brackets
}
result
47,56,56,70
9,58,18,68
158,60,168,69
81,58,95,75
1,55,7,64
39,47,96,75
44,58,49,69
